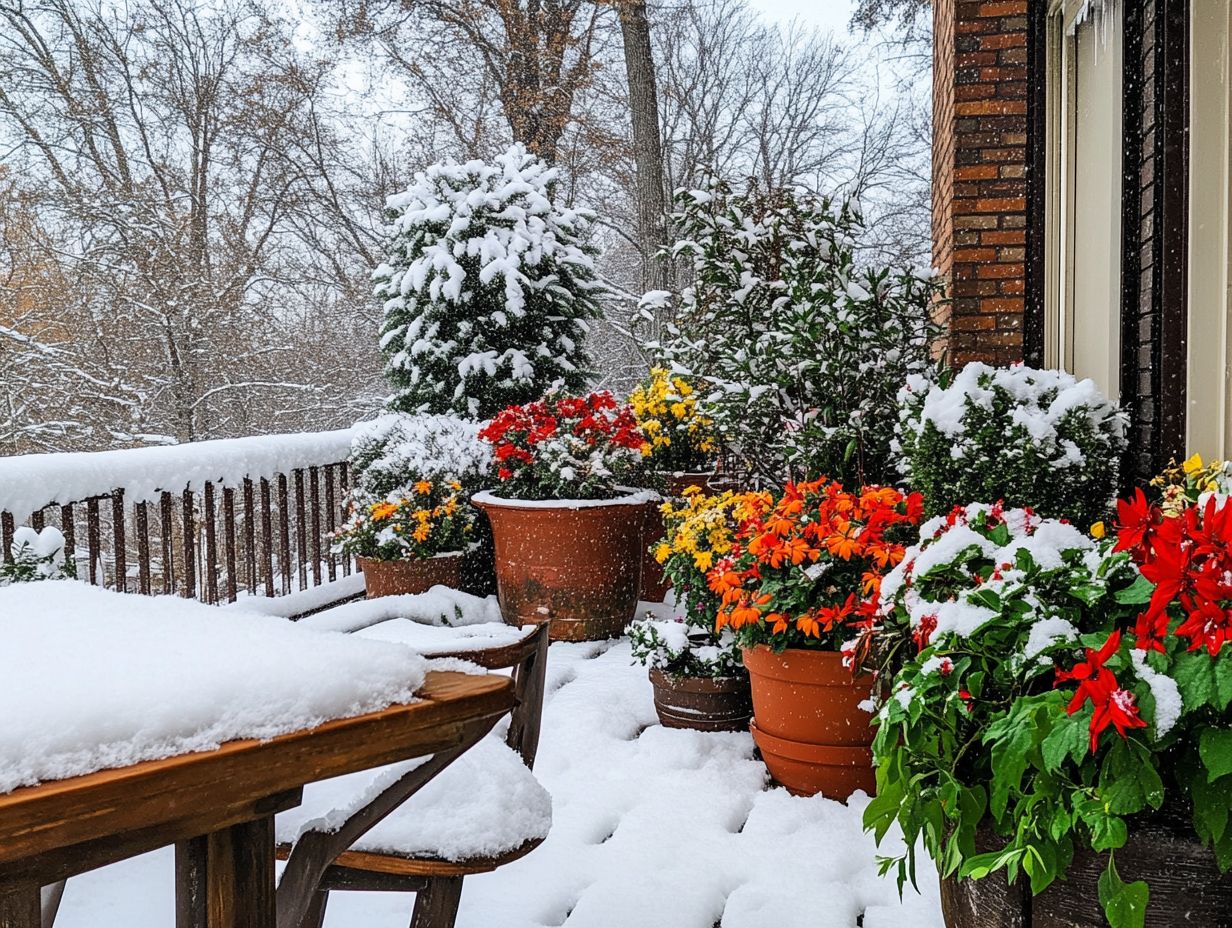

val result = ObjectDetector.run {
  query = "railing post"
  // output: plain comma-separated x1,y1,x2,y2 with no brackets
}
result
182,489,197,599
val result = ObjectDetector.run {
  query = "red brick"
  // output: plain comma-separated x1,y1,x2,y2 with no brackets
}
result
976,262,1024,279
955,99,1028,117
955,164,1000,180
953,247,998,263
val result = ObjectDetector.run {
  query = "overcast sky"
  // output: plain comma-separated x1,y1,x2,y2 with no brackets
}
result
745,0,857,35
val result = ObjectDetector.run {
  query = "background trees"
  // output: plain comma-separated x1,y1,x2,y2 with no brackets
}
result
0,0,933,454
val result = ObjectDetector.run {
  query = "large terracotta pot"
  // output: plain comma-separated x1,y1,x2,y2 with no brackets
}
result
357,552,463,598
942,818,1232,927
640,472,718,602
474,489,653,641
742,645,875,798
648,667,753,732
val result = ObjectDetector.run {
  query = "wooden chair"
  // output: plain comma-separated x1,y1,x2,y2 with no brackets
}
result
274,620,551,928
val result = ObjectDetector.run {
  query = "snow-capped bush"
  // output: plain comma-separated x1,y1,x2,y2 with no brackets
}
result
375,145,603,419
1,526,74,584
647,177,943,487
896,363,1128,529
349,413,491,499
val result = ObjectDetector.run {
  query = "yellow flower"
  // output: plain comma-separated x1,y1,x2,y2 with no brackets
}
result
412,522,432,543
415,480,432,495
1090,521,1105,540
693,549,714,571
654,543,672,564
1184,453,1204,475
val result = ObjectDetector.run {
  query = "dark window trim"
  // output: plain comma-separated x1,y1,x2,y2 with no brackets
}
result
1023,0,1049,369
1119,0,1145,492
1157,0,1190,466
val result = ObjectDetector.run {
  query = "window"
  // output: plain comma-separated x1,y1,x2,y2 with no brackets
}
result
1044,0,1124,399
1187,0,1232,459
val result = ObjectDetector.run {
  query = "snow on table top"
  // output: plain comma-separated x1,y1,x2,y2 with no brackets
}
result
0,427,358,520
0,582,429,794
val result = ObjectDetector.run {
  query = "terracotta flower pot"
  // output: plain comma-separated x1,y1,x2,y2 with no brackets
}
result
742,645,875,798
640,472,717,603
648,667,753,732
357,552,464,598
941,818,1232,927
474,490,653,641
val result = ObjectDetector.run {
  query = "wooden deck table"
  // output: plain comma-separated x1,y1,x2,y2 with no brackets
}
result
0,670,514,928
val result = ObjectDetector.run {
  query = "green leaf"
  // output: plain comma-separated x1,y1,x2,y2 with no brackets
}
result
1216,660,1232,712
863,778,905,843
1174,652,1217,710
1041,712,1087,772
1114,574,1155,605
1098,857,1149,928
1190,772,1231,844
1069,583,1106,607
1200,729,1232,782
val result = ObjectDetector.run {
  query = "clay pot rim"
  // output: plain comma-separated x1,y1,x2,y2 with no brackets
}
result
750,721,873,766
741,643,870,685
473,487,659,511
648,666,750,691
355,550,466,566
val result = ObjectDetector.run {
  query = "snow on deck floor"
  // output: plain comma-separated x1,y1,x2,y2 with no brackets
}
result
56,639,943,928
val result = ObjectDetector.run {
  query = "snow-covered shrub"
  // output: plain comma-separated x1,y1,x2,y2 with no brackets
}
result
866,497,1232,928
331,480,472,562
647,177,943,487
349,413,491,499
896,363,1127,528
1,526,74,584
477,391,647,500
629,617,742,678
376,145,603,419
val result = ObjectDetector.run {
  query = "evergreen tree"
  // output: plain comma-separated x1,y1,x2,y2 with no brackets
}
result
375,145,603,419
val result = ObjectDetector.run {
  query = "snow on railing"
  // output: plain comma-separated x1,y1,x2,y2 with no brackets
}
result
0,429,361,606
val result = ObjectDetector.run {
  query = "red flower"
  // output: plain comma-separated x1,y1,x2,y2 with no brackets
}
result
913,613,938,652
1088,688,1148,753
1055,630,1122,716
1113,488,1155,556
1175,595,1232,657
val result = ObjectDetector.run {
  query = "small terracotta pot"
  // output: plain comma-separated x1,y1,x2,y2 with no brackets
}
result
941,817,1232,927
640,472,717,602
648,667,753,732
742,645,875,798
357,553,464,598
475,490,652,641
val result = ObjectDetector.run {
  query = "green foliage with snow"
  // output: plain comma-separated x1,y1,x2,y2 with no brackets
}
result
375,145,602,420
647,177,943,487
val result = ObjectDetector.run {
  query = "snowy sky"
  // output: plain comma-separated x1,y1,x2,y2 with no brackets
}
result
745,0,858,35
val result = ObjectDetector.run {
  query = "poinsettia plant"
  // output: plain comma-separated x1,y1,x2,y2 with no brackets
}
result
864,496,1232,928
706,479,924,653
478,391,649,500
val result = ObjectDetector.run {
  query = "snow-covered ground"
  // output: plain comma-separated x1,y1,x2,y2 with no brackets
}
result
57,638,943,928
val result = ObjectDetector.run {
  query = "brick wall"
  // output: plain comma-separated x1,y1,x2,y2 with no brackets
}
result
932,0,1030,366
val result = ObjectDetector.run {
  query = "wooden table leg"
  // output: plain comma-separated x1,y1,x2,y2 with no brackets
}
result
176,816,276,928
0,885,40,928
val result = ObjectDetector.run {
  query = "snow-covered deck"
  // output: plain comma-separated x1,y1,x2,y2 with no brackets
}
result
55,638,943,928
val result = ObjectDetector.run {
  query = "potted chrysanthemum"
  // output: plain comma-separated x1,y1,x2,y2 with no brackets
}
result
629,368,722,601
475,390,655,640
707,478,924,797
629,489,765,730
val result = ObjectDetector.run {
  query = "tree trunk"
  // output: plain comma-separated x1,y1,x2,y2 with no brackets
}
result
617,0,670,300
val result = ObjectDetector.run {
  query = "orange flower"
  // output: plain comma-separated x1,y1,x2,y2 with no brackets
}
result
770,536,819,568
414,480,433,495
708,569,745,596
861,570,882,596
370,502,398,521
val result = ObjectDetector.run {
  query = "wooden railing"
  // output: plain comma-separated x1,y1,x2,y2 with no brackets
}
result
0,432,359,604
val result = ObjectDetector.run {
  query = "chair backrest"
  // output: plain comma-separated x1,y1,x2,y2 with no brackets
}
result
426,621,550,769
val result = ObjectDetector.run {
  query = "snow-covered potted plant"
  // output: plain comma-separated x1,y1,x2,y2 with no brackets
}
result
896,362,1127,529
863,498,1232,928
332,479,473,597
629,489,762,730
628,367,721,600
1,526,73,585
707,478,924,797
374,144,602,420
339,414,490,597
475,390,655,640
